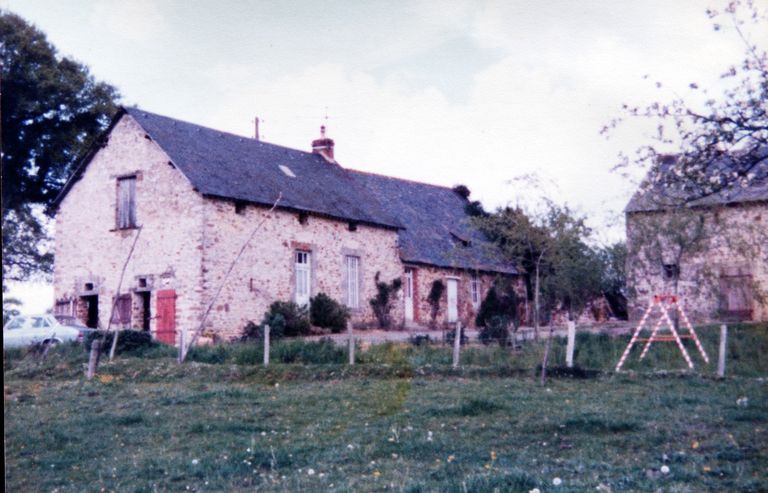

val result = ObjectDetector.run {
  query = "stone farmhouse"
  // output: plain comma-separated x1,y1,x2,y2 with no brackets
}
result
52,107,516,344
625,152,768,323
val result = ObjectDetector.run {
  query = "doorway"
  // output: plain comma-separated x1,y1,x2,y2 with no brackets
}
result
446,279,458,323
404,268,414,324
80,295,99,328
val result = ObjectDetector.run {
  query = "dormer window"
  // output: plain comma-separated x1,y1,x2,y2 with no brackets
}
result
450,231,471,247
116,176,137,229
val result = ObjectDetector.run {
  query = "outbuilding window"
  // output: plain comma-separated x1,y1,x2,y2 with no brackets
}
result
116,176,137,229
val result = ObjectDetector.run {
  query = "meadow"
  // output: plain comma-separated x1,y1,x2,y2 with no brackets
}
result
4,324,767,492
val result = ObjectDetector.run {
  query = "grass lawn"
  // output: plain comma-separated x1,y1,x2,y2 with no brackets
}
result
4,326,768,492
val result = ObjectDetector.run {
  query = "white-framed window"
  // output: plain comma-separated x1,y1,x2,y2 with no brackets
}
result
471,275,481,307
295,251,311,306
116,176,137,229
346,255,360,308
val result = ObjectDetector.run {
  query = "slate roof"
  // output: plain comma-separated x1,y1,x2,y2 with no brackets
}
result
350,171,517,273
55,107,516,275
625,150,768,213
124,107,401,229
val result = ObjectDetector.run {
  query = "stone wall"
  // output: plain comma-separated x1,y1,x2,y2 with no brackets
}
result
408,264,503,329
53,114,205,343
626,202,768,322
198,198,404,340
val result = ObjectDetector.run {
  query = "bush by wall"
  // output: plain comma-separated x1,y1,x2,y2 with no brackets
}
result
310,292,350,333
476,283,519,345
259,301,311,338
370,272,402,329
428,280,444,327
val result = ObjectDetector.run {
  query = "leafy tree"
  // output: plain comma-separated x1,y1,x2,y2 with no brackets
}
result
1,11,120,280
605,1,767,205
595,241,628,319
477,201,603,336
3,296,22,325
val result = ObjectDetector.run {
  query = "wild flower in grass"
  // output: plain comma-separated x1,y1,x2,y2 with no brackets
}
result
737,396,749,407
191,459,199,465
484,464,491,470
373,470,381,478
552,477,562,486
691,441,699,449
447,455,455,463
490,450,497,461
529,489,541,493
347,444,354,450
703,465,712,472
307,468,315,476
427,430,433,442
660,465,670,474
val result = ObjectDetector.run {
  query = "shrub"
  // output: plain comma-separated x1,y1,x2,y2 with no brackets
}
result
84,330,156,354
310,292,349,333
260,301,310,338
370,272,402,328
476,283,519,345
428,280,444,326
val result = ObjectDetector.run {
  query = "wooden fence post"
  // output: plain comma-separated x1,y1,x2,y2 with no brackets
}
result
177,328,185,364
566,320,576,368
87,340,100,380
263,324,270,367
717,324,727,378
348,320,355,365
452,322,462,369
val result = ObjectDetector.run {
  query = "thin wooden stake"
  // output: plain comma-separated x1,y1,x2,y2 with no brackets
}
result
566,320,576,368
452,322,462,369
264,324,270,367
718,324,727,378
347,320,355,365
87,340,100,380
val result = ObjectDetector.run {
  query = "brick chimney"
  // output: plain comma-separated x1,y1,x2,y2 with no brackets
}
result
311,125,335,163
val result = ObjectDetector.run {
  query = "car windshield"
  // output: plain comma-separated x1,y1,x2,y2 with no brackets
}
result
4,317,27,330
31,317,51,328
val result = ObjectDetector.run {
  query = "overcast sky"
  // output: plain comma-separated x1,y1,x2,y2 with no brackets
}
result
3,0,758,313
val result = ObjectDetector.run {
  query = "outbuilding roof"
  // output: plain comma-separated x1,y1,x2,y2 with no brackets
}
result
625,150,768,213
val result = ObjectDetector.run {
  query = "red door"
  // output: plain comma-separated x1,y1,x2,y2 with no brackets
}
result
156,290,177,344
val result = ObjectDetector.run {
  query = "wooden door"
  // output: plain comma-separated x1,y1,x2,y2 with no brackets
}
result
447,279,458,323
156,290,177,344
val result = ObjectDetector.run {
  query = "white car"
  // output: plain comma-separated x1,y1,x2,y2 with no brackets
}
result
3,314,92,349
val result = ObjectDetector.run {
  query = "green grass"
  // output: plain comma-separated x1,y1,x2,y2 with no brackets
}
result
4,324,767,492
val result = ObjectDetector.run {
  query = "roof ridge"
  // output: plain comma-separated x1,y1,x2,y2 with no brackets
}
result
123,106,324,159
348,167,455,192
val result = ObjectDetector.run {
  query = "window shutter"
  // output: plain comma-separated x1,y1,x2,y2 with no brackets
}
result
117,177,136,228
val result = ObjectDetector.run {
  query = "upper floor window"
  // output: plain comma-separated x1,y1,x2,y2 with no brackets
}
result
345,255,360,308
117,176,137,229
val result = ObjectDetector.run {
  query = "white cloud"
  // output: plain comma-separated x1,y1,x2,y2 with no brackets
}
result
89,0,167,42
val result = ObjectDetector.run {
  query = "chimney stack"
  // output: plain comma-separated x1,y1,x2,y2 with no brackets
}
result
254,117,260,141
312,125,335,162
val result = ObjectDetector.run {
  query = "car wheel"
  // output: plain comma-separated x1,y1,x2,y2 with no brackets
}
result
41,339,60,349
